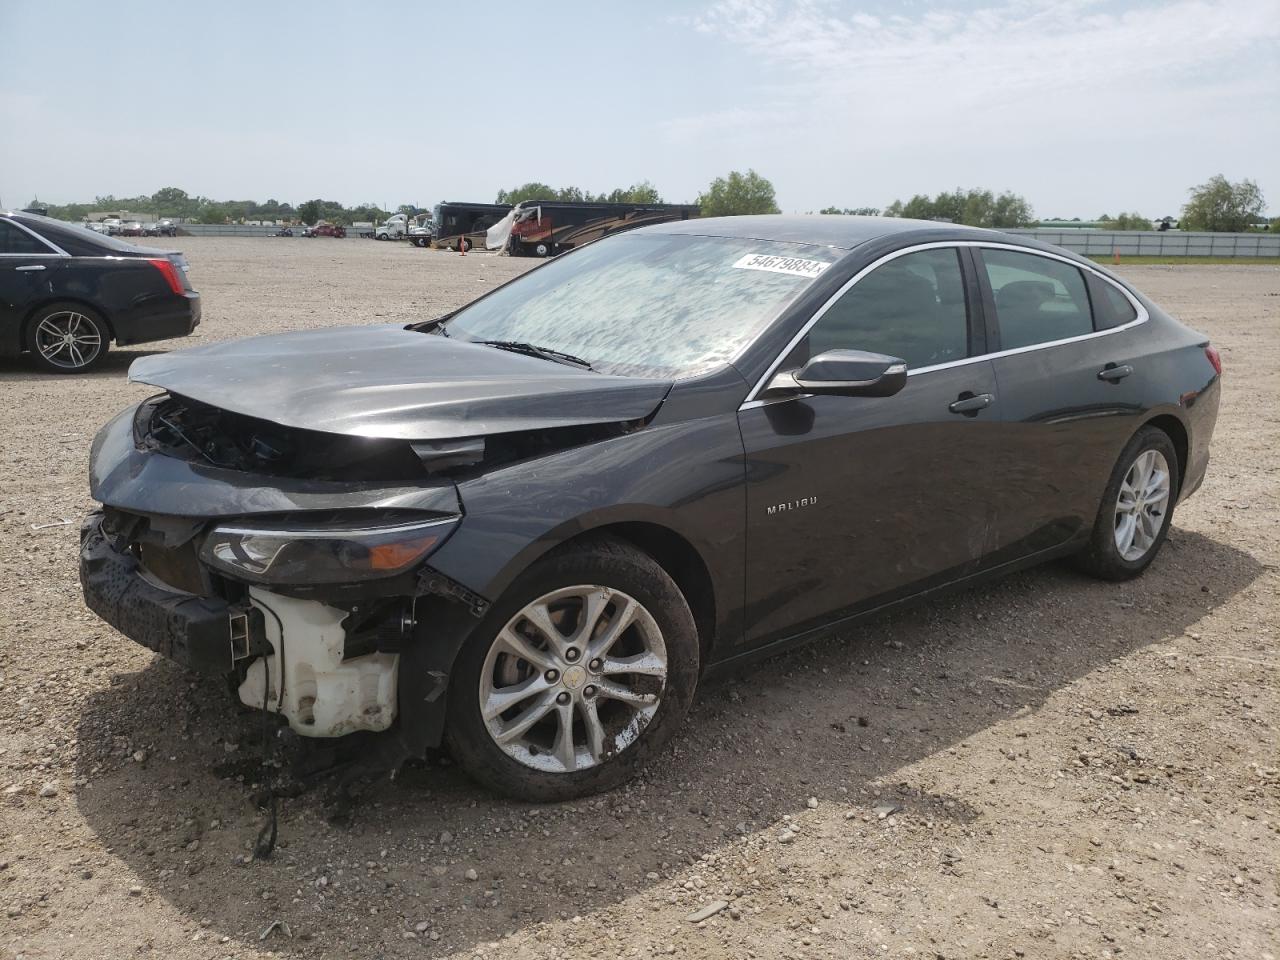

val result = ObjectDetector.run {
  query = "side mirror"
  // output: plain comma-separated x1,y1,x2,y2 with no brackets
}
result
765,349,908,399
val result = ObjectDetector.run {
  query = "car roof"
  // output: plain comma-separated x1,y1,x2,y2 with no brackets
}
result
639,214,1002,250
2,211,175,255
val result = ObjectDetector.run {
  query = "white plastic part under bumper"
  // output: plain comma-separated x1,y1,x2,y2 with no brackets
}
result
237,588,398,737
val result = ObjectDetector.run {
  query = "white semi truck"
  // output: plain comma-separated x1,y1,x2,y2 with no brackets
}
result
372,213,437,245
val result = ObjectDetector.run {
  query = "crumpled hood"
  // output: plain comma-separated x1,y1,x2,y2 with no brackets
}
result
128,325,672,440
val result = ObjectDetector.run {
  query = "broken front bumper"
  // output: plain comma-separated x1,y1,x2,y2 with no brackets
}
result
79,513,401,737
79,514,262,677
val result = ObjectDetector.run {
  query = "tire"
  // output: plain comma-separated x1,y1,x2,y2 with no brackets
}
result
1074,426,1180,581
534,242,551,257
445,537,700,801
27,303,110,374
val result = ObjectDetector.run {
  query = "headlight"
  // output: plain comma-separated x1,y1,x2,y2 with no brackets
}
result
200,516,457,584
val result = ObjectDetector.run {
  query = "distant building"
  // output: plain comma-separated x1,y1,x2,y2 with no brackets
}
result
87,210,152,222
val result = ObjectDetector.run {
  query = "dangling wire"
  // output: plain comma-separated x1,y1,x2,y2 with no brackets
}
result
253,602,286,860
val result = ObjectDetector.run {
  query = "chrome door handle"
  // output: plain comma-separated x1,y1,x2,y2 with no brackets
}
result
14,265,46,272
1097,364,1133,382
949,392,994,415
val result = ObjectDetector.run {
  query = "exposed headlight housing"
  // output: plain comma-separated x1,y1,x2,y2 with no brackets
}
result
200,515,457,584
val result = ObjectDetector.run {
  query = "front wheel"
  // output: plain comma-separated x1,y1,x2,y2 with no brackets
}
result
1074,426,1179,580
445,538,699,801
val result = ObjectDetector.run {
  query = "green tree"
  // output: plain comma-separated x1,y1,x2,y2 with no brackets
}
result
696,169,779,217
297,199,322,225
346,204,390,223
496,182,558,204
1109,212,1152,231
603,181,663,204
150,187,197,219
989,191,1033,227
622,180,662,204
881,187,1032,227
819,206,879,215
1180,175,1265,232
192,202,225,224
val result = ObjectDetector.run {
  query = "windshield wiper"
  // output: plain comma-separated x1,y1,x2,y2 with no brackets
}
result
477,340,593,370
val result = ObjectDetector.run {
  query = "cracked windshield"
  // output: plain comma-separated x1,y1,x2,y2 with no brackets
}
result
445,233,839,378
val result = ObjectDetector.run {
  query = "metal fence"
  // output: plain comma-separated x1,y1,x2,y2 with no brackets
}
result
172,222,1280,257
1004,229,1280,258
176,223,373,237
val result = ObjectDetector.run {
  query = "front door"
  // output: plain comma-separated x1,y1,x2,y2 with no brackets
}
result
0,219,64,356
737,246,1000,647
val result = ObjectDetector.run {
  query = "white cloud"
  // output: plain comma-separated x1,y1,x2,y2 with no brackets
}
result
693,0,1279,106
670,0,1280,212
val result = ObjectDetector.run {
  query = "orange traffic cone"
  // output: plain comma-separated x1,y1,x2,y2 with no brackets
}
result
459,235,466,257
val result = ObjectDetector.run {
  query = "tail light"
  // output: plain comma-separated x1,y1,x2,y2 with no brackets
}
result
1204,345,1222,376
147,258,185,295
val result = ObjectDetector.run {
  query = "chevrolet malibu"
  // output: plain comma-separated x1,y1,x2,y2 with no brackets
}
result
80,216,1220,801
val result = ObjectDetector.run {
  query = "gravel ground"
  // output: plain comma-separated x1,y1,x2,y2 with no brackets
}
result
1,239,1276,960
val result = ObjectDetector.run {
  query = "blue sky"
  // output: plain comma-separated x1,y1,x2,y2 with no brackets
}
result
1,0,1276,217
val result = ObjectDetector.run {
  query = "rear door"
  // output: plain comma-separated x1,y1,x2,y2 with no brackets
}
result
738,245,1001,647
975,245,1149,563
0,219,65,356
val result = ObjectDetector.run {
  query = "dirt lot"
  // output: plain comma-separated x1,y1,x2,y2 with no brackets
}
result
1,239,1276,960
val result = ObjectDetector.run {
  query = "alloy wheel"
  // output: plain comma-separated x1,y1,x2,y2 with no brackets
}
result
1114,449,1171,561
33,312,103,370
479,585,668,773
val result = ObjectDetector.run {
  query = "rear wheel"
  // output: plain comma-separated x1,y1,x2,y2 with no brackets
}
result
28,304,109,374
445,538,699,801
1074,426,1179,580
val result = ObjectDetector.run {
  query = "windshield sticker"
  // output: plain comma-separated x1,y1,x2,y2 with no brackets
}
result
731,253,830,279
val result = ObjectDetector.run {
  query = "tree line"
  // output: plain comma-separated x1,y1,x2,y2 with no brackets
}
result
28,173,1272,231
495,181,664,205
30,187,399,227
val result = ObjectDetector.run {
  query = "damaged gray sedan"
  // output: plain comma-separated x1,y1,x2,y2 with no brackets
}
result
80,217,1219,800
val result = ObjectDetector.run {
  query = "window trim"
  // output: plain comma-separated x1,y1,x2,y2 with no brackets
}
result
740,240,1148,408
0,217,68,257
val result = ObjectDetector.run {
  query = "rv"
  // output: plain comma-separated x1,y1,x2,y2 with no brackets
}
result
431,202,512,251
489,201,699,257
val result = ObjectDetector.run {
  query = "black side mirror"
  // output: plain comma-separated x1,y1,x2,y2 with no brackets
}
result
765,349,908,398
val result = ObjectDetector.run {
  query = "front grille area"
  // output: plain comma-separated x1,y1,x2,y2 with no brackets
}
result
139,541,208,595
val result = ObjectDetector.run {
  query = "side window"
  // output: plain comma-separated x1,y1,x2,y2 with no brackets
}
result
981,248,1092,350
800,248,969,370
1090,275,1138,329
0,220,54,255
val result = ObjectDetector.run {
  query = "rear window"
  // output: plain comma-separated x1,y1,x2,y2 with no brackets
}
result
1091,276,1139,329
0,219,56,255
981,248,1093,350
